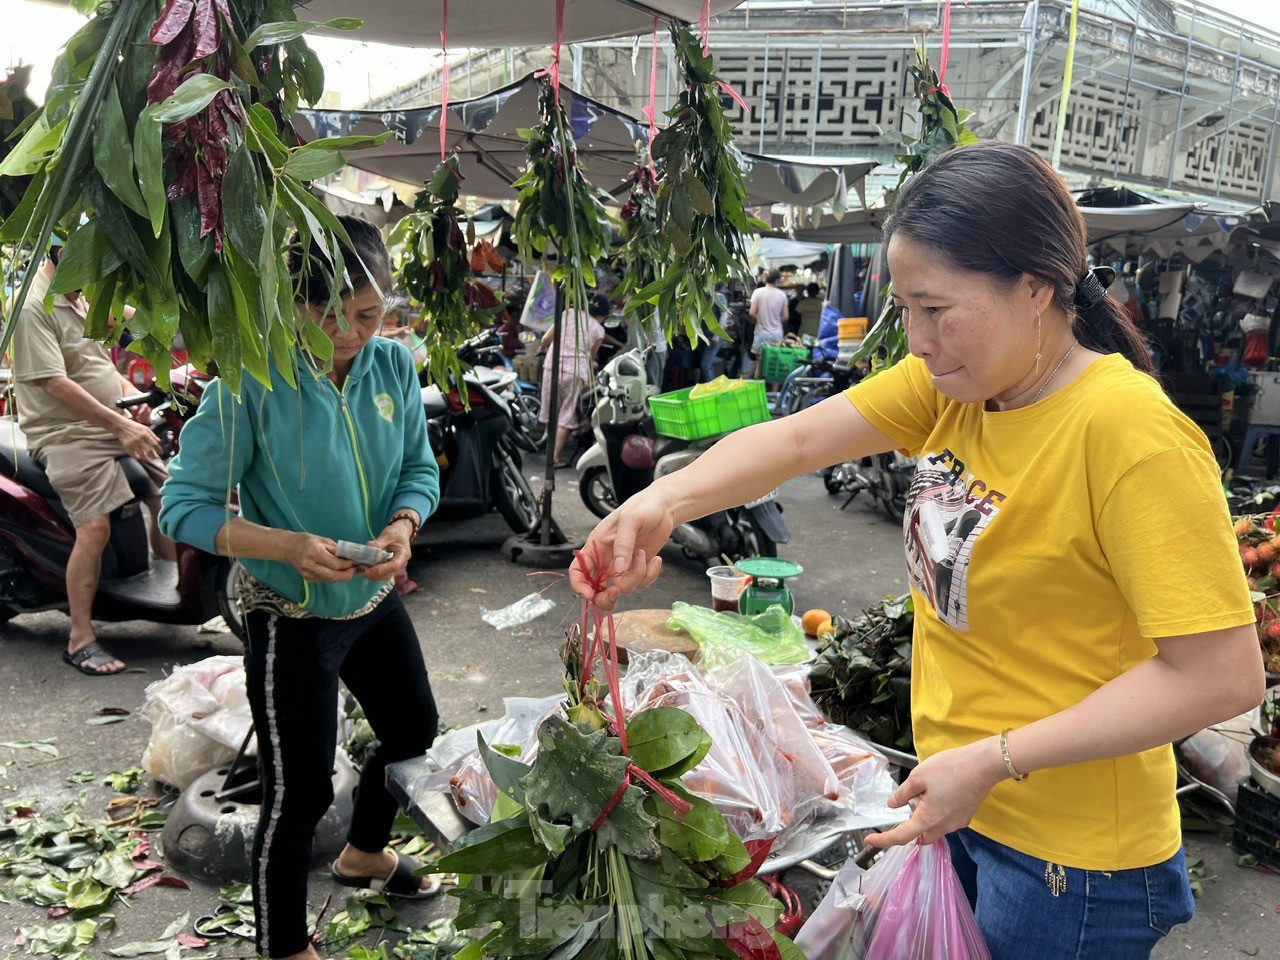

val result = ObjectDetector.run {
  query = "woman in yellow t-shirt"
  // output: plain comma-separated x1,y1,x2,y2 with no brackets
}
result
568,141,1264,960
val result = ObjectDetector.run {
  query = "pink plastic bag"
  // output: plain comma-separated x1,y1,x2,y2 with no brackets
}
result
863,839,991,960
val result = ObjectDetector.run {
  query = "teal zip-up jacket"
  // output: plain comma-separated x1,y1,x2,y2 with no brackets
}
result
159,337,439,618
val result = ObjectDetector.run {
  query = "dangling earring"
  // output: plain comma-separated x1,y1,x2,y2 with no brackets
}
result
1035,309,1043,375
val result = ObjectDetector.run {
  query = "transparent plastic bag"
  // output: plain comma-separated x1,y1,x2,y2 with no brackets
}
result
622,651,785,840
423,695,565,825
793,858,869,960
666,601,809,670
862,839,991,960
140,655,253,789
481,593,555,630
705,656,841,830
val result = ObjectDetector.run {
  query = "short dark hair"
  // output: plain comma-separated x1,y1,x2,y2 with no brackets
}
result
806,282,820,298
765,268,782,285
288,215,391,306
588,294,612,319
883,141,1152,373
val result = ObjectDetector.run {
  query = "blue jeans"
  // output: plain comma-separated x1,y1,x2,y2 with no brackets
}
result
946,828,1194,960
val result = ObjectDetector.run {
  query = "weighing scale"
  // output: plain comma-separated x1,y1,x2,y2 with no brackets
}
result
734,558,803,616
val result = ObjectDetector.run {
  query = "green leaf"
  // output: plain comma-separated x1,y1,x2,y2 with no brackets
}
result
207,264,243,396
651,787,730,863
246,103,289,168
85,715,127,726
626,707,712,779
479,734,532,805
301,132,392,152
680,172,715,217
244,17,362,52
522,715,660,860
223,143,267,265
66,770,95,783
1,738,59,757
65,877,112,911
0,112,64,177
712,878,783,927
93,80,147,217
132,105,165,238
152,75,231,124
282,145,346,182
49,218,114,295
435,815,550,875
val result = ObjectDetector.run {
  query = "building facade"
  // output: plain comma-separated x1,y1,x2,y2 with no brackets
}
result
362,0,1280,206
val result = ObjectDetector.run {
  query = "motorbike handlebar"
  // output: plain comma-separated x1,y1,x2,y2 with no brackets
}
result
116,387,165,410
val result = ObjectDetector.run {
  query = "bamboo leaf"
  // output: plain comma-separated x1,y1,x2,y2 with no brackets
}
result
132,105,165,237
152,74,231,124
223,143,267,265
282,146,345,182
244,17,362,52
93,80,148,218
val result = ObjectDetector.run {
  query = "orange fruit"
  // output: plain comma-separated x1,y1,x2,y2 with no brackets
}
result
815,619,835,641
801,608,831,636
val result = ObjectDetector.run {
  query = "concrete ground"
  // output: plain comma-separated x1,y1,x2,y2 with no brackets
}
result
1,469,1276,958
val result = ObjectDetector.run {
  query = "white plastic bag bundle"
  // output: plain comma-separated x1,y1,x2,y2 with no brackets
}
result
140,655,253,789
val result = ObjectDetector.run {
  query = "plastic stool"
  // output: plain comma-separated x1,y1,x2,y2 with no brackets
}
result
1235,424,1280,478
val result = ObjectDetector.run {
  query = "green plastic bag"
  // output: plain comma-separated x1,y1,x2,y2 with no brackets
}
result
667,601,810,670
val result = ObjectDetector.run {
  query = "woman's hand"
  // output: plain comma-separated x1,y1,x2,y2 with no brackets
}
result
864,737,1008,847
290,534,357,583
568,489,674,609
356,522,413,583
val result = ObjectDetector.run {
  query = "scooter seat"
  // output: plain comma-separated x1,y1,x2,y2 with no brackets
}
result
422,385,449,420
0,433,59,501
652,435,692,462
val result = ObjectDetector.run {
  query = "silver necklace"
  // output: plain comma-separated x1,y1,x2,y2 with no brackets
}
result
1031,340,1079,404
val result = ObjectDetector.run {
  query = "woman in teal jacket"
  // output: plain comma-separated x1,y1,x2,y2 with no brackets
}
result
160,217,441,960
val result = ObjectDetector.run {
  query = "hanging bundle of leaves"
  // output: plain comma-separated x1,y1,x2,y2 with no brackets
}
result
616,153,663,338
511,78,616,317
854,42,980,372
630,25,764,345
0,0,387,396
808,594,915,751
390,155,503,391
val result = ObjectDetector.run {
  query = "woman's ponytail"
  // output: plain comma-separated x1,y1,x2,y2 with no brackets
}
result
1072,266,1155,373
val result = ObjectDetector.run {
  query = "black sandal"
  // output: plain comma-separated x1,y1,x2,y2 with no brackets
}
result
330,851,441,899
62,641,126,676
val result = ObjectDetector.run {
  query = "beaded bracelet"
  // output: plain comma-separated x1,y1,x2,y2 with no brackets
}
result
388,510,421,542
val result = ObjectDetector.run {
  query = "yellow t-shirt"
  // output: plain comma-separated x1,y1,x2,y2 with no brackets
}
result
846,352,1254,871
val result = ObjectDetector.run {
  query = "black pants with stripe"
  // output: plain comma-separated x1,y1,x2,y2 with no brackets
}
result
242,593,438,958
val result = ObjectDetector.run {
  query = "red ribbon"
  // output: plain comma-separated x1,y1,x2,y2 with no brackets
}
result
573,542,694,831
700,0,711,55
718,80,749,113
439,0,449,159
550,0,565,107
931,0,969,101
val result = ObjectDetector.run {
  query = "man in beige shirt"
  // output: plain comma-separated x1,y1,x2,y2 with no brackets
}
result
11,249,174,675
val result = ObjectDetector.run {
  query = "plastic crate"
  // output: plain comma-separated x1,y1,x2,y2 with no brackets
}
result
648,380,770,440
1232,777,1280,872
760,345,810,381
838,317,869,340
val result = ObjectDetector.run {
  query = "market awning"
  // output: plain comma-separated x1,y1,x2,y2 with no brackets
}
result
295,74,877,211
1080,202,1239,259
297,0,747,48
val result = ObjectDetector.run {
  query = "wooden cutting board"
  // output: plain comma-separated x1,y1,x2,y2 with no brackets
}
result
612,608,700,664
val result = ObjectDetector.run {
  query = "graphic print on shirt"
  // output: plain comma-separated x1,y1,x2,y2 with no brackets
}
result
903,449,1006,631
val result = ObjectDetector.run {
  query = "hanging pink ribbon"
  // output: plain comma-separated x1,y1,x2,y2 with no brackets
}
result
439,0,449,159
718,80,749,112
930,0,969,99
640,16,659,164
550,0,566,106
700,0,711,55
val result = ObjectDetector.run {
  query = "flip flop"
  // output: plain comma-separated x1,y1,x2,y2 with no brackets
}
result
330,851,441,899
553,460,570,469
62,641,126,676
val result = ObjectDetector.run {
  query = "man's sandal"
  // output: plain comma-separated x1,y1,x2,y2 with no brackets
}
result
62,641,126,676
330,852,441,899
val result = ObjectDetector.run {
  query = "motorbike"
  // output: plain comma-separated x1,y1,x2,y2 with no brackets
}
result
423,362,541,535
0,402,243,636
118,361,216,458
823,451,917,522
452,328,543,448
575,349,791,563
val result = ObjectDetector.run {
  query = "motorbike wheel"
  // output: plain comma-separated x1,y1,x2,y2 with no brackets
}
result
822,466,843,495
724,511,778,563
512,394,545,445
215,559,246,640
881,496,905,523
493,447,540,533
579,466,618,520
